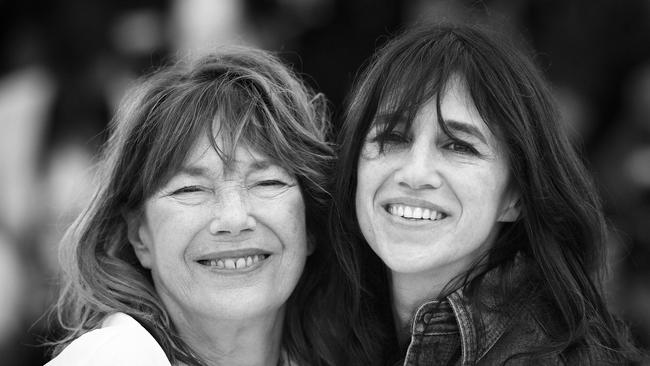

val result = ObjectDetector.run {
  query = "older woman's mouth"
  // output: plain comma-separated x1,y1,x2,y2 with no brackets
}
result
197,254,270,270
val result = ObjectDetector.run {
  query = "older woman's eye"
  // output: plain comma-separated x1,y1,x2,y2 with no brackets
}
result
172,186,206,194
256,180,288,187
165,185,211,205
248,180,293,198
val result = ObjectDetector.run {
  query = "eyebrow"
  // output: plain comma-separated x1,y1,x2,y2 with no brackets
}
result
374,111,407,124
178,165,209,177
444,119,488,144
177,159,276,177
373,115,489,145
249,159,274,171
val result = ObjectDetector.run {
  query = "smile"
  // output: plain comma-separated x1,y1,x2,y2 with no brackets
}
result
385,204,447,221
197,254,270,270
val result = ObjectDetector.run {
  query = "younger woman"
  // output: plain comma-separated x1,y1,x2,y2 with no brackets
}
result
332,23,640,365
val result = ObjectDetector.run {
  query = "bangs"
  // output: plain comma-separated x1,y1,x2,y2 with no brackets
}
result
206,80,297,175
141,81,291,195
365,28,502,153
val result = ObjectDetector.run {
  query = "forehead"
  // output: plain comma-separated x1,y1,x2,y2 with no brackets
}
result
182,132,280,175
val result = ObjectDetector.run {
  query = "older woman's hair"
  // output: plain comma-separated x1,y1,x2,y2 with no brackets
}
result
331,23,639,363
50,46,339,365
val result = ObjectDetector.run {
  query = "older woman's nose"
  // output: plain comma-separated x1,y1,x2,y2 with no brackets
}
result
208,188,256,236
394,141,443,190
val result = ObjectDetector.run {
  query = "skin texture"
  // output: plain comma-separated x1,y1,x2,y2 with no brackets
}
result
354,77,520,330
127,129,311,365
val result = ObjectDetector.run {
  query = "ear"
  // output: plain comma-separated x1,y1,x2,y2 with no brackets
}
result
123,209,153,269
498,189,522,223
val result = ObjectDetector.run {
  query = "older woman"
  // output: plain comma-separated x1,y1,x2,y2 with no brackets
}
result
47,46,354,366
331,23,640,365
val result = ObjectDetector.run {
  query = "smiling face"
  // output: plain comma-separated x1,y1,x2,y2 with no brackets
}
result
355,76,520,286
127,131,310,324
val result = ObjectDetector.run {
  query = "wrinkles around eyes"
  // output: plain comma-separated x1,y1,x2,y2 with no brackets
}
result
166,184,297,206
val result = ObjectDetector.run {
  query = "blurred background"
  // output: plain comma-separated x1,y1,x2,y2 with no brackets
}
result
0,0,648,364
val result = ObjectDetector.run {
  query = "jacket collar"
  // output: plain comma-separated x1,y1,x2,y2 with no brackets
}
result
417,256,537,365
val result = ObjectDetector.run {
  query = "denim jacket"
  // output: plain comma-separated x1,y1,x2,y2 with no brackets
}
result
398,258,625,366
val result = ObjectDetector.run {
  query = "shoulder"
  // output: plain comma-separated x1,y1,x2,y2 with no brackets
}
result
477,257,635,365
474,291,567,365
46,313,171,366
490,294,631,365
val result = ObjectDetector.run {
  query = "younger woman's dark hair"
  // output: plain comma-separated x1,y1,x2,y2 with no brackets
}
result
331,22,640,364
48,45,365,366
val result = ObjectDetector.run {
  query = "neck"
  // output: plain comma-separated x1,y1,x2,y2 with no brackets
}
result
389,244,494,338
390,271,449,346
173,308,285,366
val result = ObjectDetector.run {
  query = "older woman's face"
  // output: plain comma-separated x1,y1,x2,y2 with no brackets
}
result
355,77,519,282
128,131,310,322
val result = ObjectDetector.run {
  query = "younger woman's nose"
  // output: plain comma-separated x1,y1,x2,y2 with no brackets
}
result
394,139,443,191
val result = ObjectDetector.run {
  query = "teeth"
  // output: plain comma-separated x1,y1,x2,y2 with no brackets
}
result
224,259,236,269
422,209,431,220
413,207,422,218
387,204,445,221
202,255,267,270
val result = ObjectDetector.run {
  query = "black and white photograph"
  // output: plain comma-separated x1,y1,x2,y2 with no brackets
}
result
1,0,649,365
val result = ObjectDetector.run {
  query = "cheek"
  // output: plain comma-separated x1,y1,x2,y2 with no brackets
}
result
277,197,310,280
355,156,394,205
355,158,380,208
354,158,382,244
355,163,369,216
288,193,306,222
284,192,306,230
262,192,308,251
145,205,206,261
457,167,511,220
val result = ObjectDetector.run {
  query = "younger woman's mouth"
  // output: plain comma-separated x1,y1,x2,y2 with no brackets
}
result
385,204,447,221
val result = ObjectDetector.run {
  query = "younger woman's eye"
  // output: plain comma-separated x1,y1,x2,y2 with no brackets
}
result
385,131,409,143
445,140,478,155
371,130,410,144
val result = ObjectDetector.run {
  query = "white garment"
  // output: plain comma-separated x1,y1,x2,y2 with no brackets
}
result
46,312,171,366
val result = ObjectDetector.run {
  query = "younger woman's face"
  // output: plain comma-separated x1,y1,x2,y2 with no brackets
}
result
355,77,520,283
127,129,311,325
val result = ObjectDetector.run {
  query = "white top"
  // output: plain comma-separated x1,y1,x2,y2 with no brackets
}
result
46,312,172,366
